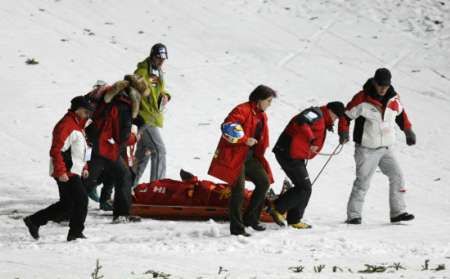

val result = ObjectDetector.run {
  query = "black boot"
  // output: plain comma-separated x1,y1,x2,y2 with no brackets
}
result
250,223,266,231
244,222,266,231
67,232,87,242
391,212,415,223
24,217,40,240
345,217,362,225
230,229,251,237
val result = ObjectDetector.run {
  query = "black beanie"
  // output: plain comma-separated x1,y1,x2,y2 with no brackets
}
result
70,96,94,112
150,43,168,59
326,101,346,118
374,68,391,86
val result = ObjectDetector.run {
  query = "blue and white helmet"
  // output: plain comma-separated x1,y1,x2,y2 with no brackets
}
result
222,122,245,143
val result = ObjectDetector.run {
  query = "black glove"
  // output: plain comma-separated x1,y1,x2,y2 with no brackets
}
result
404,129,416,146
339,131,349,144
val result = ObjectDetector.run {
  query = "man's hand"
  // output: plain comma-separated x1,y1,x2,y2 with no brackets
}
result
339,131,350,145
246,138,258,147
58,173,69,182
161,94,170,106
310,145,319,154
404,129,416,146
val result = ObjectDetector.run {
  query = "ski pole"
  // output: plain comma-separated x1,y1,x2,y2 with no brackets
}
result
311,144,342,186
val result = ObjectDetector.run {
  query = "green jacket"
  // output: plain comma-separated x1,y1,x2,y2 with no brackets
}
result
134,58,171,128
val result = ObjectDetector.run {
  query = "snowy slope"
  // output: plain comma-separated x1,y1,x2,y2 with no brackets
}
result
1,0,449,278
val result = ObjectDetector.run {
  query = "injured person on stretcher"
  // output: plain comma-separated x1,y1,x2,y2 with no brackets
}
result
131,169,291,222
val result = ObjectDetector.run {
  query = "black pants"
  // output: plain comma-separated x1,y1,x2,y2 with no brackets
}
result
229,155,270,233
30,175,88,235
274,153,312,225
84,155,132,218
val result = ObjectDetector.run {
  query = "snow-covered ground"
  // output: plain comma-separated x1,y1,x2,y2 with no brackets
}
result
1,0,450,278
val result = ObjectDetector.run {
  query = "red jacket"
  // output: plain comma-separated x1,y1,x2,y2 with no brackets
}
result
273,106,334,160
208,102,274,185
90,93,135,161
49,111,88,178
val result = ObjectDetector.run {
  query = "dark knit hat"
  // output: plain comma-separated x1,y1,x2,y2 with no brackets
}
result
150,43,168,59
70,96,94,111
374,68,391,86
326,101,346,117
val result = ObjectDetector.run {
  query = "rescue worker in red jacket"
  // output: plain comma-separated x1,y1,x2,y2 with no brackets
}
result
268,102,346,229
340,68,416,224
84,81,138,212
24,96,93,241
84,75,147,223
208,85,276,236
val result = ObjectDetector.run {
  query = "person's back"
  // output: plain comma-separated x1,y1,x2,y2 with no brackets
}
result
273,106,332,161
269,102,345,229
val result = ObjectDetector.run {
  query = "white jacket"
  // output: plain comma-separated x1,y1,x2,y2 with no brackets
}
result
49,112,89,177
344,81,412,149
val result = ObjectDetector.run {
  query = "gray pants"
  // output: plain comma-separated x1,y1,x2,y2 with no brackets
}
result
133,125,166,186
347,145,406,219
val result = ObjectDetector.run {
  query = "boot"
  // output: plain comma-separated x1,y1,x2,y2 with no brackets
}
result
345,217,362,224
391,212,415,223
244,222,266,231
24,216,40,240
290,222,312,229
67,232,87,242
267,204,286,227
230,229,251,237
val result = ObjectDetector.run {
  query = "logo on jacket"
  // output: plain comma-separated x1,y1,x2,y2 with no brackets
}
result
304,111,319,121
153,186,166,194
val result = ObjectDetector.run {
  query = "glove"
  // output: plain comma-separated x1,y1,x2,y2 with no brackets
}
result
338,131,349,145
404,129,416,146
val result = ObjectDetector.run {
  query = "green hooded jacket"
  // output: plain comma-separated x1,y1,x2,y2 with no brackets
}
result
134,58,171,128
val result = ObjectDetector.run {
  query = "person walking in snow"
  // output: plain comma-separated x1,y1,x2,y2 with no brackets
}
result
84,74,147,223
84,80,115,210
340,68,416,224
208,85,276,237
132,43,171,185
268,102,346,229
84,81,137,211
24,96,93,241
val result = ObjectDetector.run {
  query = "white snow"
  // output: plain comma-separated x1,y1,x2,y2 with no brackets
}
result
1,0,450,278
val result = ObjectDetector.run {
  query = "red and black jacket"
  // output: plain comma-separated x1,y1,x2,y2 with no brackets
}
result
273,106,334,160
87,91,136,162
